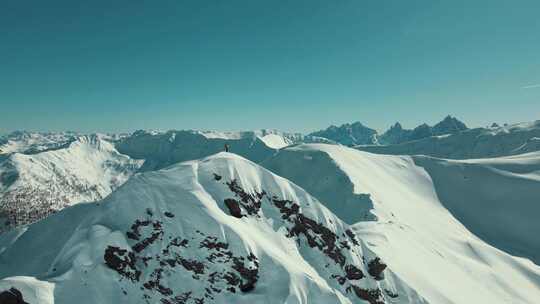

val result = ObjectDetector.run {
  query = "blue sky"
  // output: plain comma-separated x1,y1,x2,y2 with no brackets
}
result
1,0,539,134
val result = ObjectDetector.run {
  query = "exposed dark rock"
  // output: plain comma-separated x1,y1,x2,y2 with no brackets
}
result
367,257,387,280
273,197,345,266
213,173,222,181
103,246,141,282
179,257,205,275
345,229,359,246
132,221,164,253
0,288,29,304
226,179,265,216
344,264,364,280
164,212,175,218
347,285,384,304
127,219,151,241
232,255,259,293
144,268,173,296
384,289,399,298
200,236,229,251
224,199,243,218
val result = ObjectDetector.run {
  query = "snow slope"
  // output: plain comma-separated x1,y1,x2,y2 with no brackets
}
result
358,120,540,159
263,144,540,304
0,135,143,231
413,151,540,264
0,153,424,304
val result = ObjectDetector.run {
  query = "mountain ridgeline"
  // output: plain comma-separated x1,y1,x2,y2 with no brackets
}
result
308,115,468,146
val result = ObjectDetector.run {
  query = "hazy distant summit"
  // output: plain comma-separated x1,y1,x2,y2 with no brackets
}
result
379,115,468,145
309,122,378,146
309,115,468,146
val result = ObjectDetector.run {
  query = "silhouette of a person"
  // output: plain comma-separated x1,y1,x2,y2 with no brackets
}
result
224,143,230,152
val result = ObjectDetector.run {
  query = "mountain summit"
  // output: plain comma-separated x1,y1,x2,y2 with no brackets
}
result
308,122,378,146
0,153,424,304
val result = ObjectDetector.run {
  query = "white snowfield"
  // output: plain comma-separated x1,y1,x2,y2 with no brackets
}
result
0,153,426,304
0,135,143,231
264,144,540,304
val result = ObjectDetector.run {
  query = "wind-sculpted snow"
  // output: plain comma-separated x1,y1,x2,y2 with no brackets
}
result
263,144,540,303
262,147,376,224
0,135,143,232
0,153,425,304
413,152,540,264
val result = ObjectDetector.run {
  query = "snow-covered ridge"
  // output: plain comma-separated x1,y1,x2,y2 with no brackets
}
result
0,135,143,231
114,129,300,171
0,152,425,304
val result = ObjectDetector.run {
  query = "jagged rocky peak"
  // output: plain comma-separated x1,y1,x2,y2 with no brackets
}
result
378,115,468,145
389,122,403,130
432,115,468,135
378,122,413,145
309,121,378,146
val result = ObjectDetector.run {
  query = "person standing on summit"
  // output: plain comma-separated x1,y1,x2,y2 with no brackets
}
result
224,143,230,152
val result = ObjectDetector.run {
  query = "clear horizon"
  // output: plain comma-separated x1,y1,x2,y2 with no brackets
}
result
1,1,539,134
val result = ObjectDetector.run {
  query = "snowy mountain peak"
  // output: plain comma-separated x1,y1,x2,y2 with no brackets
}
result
432,115,467,135
0,152,424,304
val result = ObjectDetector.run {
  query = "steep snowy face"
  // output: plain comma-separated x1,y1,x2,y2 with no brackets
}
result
115,129,296,171
359,120,540,159
262,144,540,304
309,122,378,146
0,135,143,231
0,131,78,155
0,153,424,304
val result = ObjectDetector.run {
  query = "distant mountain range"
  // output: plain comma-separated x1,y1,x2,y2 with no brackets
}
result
2,118,539,233
308,115,468,146
358,120,540,159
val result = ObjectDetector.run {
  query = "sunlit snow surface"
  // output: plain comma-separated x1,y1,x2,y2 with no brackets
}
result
265,144,540,304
